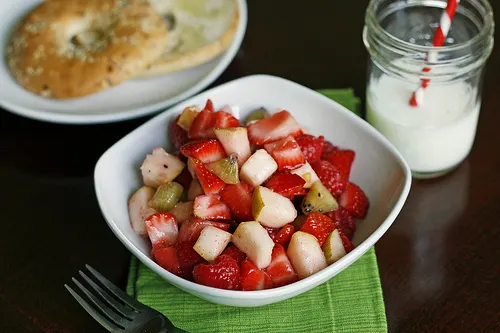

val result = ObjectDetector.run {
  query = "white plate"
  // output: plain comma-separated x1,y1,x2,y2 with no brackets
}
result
94,75,412,307
0,0,247,124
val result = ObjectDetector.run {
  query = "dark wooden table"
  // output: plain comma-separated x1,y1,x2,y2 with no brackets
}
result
1,1,499,332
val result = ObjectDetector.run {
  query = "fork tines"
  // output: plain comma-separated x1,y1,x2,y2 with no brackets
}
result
64,264,142,332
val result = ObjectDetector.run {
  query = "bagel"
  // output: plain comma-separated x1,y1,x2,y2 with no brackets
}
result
6,0,168,99
138,0,238,77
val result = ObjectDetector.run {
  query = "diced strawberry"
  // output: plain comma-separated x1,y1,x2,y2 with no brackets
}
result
326,207,356,240
153,246,182,276
176,241,206,279
339,230,355,253
311,160,347,197
222,244,247,264
264,136,306,170
264,244,298,287
247,110,302,145
145,213,178,250
193,194,231,220
295,134,325,163
321,141,338,159
274,224,295,247
264,226,278,240
324,149,355,179
339,182,369,219
188,110,216,139
189,158,225,194
178,218,231,244
300,212,335,246
263,171,306,199
193,255,240,290
170,116,190,150
204,99,214,112
240,259,273,291
174,167,192,189
219,182,254,221
213,111,240,129
181,139,227,164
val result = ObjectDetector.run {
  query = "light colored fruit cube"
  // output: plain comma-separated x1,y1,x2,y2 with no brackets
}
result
215,128,252,167
322,229,347,264
177,106,201,130
290,162,319,188
232,222,275,269
240,149,278,187
140,148,185,188
128,186,156,236
168,201,193,223
193,226,232,261
287,231,327,279
252,186,297,228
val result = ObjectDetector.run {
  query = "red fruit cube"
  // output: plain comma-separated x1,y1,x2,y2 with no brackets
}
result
178,218,230,244
189,158,226,194
295,134,325,163
153,246,182,276
263,171,306,199
264,244,298,287
339,182,369,219
324,149,355,180
247,110,302,145
221,244,247,265
326,207,356,240
311,160,347,197
264,136,306,171
193,194,231,220
145,213,178,250
193,255,240,290
180,139,227,164
240,259,273,291
170,116,190,150
176,241,206,279
219,182,254,221
300,212,336,246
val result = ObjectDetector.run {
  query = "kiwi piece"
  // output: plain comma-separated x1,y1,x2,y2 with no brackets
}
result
205,154,239,184
301,181,338,214
150,182,184,212
245,108,270,125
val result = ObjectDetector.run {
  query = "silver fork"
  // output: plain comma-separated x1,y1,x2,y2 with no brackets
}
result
65,264,188,333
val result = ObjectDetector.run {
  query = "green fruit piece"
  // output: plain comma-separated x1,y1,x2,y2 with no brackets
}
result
150,182,184,212
245,108,270,125
322,229,347,264
301,181,338,214
177,106,200,130
205,154,239,184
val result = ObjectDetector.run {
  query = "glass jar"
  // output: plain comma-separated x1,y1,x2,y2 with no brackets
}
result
363,0,494,179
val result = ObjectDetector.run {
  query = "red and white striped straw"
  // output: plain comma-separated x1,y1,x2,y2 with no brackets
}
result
409,0,461,107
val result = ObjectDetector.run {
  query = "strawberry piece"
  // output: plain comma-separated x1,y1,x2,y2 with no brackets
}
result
263,171,306,199
189,110,240,140
213,111,240,129
178,217,230,243
174,167,192,189
170,116,190,150
240,259,273,291
219,182,254,221
321,141,338,159
247,110,302,145
324,149,355,179
145,213,178,250
176,241,205,279
264,244,298,287
300,212,336,246
204,99,214,112
311,160,347,197
181,139,227,164
326,207,356,240
189,158,225,194
193,194,231,220
295,134,325,163
193,255,240,290
222,244,247,265
339,182,369,219
153,246,182,276
339,229,355,253
264,136,306,170
274,224,295,247
264,226,278,240
189,110,216,139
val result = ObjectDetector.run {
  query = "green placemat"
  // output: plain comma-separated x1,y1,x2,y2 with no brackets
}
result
126,89,387,333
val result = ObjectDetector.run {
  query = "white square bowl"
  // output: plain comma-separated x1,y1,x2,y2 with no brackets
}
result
94,75,412,307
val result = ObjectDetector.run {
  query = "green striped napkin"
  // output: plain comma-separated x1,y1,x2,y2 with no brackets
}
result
126,89,387,333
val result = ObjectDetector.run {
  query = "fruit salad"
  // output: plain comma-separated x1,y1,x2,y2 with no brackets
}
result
128,99,369,291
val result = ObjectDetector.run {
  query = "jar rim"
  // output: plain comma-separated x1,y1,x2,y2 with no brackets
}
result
365,0,495,54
